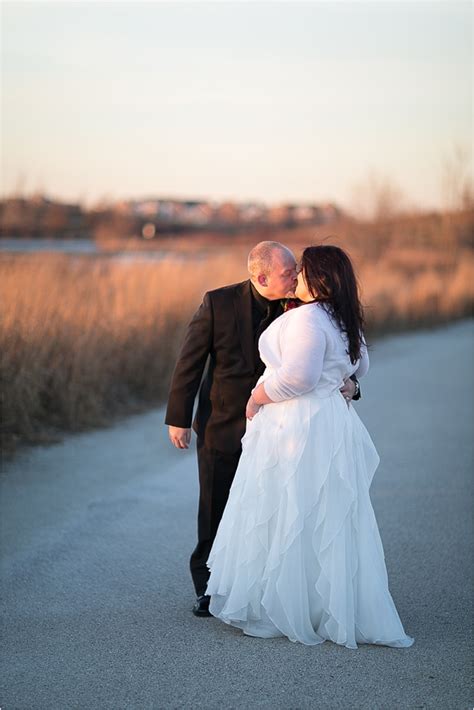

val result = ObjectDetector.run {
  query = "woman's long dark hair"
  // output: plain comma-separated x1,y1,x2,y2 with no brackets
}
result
301,245,365,364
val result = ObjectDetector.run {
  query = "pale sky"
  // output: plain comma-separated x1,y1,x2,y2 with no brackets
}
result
1,1,472,210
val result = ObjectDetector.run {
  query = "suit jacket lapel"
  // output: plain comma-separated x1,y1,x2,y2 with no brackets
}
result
233,280,255,372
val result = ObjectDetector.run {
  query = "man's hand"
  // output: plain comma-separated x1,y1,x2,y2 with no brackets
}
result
340,378,356,404
246,396,261,421
168,426,192,450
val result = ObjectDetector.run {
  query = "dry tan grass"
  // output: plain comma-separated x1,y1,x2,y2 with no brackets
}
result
0,251,247,452
1,211,473,453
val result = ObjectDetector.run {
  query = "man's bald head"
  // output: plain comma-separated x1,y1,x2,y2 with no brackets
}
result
247,241,297,300
247,241,294,279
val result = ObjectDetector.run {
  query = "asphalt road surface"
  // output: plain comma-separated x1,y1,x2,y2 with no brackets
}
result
1,320,473,710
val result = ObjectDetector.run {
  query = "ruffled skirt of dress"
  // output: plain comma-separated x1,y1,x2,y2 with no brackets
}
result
205,389,414,649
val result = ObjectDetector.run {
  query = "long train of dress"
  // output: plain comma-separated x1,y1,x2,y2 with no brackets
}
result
205,387,414,649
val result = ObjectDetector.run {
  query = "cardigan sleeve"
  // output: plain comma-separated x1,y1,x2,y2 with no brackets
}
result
354,336,369,378
262,306,326,402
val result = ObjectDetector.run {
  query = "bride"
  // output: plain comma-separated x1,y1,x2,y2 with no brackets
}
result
205,245,414,649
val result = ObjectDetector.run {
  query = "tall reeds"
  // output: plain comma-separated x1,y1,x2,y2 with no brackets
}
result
1,210,473,454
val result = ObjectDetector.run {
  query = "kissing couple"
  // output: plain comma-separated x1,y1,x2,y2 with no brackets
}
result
166,241,414,649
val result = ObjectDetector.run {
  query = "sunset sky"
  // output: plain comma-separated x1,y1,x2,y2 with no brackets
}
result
2,0,472,211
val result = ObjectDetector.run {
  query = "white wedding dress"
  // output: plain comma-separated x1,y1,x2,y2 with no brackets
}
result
205,302,414,649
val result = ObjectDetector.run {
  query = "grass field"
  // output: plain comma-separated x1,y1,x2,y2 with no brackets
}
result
1,210,473,454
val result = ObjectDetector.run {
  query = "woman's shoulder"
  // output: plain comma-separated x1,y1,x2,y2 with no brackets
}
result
288,301,330,319
284,301,332,329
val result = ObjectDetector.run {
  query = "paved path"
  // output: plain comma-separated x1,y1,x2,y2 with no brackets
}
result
1,320,473,709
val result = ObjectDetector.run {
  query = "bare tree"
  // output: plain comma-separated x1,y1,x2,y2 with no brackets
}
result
441,144,474,212
351,170,406,222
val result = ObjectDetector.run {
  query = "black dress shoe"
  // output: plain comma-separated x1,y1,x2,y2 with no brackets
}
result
192,594,211,617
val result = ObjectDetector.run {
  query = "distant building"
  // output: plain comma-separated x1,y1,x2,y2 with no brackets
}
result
0,194,343,240
0,195,89,238
267,204,295,226
240,203,268,224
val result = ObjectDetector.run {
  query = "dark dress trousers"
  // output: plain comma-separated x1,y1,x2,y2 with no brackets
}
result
165,279,283,595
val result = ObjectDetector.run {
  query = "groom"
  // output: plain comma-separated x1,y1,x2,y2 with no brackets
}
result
165,241,359,616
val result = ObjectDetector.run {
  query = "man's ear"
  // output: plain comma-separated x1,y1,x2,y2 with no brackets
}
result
257,274,267,287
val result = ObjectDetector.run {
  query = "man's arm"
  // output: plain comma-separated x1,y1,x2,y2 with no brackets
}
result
349,374,361,400
165,292,213,437
349,337,369,400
